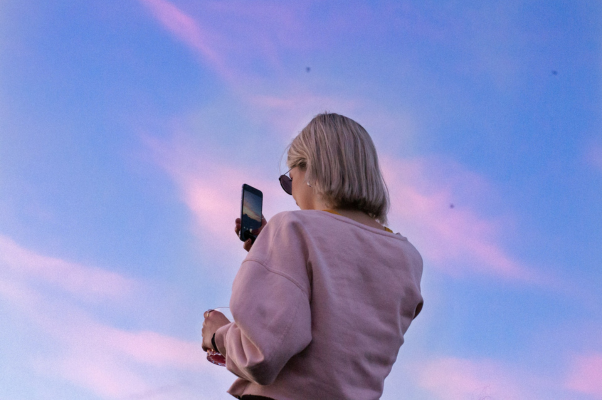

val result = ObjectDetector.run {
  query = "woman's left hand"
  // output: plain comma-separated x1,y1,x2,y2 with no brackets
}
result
202,310,231,352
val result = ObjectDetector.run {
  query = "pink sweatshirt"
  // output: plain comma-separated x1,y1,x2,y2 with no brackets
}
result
214,210,424,399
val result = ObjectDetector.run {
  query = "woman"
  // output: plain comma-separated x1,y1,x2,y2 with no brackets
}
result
202,113,423,400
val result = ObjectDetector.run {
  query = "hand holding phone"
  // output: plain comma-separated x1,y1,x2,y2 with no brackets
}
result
236,184,265,251
235,215,267,252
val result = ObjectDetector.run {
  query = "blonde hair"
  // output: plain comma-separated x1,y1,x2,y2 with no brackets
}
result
287,113,390,224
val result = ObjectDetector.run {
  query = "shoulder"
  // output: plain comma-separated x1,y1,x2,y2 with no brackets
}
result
246,211,313,263
265,210,298,226
263,210,325,235
267,210,317,225
244,211,313,292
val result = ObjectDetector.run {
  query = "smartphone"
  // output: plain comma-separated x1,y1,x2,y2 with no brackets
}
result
240,184,263,243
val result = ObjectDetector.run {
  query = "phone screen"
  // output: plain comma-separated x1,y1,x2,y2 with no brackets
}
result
240,184,263,242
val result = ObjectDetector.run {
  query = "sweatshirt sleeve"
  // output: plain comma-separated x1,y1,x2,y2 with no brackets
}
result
214,212,313,385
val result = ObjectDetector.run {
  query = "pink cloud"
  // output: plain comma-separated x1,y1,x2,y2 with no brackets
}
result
47,354,150,399
137,0,317,87
136,0,415,148
143,129,539,283
381,157,537,282
141,135,287,251
0,239,205,371
36,307,217,399
413,357,533,400
77,321,205,369
25,295,211,399
0,275,40,309
0,241,203,370
41,320,207,398
139,0,226,72
202,1,330,75
565,353,602,397
0,234,136,301
0,234,217,399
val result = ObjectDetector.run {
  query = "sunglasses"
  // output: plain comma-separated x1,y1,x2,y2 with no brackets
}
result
279,168,293,195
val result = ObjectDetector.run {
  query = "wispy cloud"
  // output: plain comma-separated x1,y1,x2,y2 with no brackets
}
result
138,0,306,83
141,135,286,250
138,0,311,78
40,308,205,370
35,311,208,399
0,235,215,399
381,157,538,282
143,127,541,284
0,234,136,301
136,0,423,152
412,357,534,400
139,0,227,74
565,353,602,397
41,353,150,399
137,0,543,286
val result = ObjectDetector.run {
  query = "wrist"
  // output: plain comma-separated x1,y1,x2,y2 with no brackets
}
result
211,333,218,352
213,324,228,357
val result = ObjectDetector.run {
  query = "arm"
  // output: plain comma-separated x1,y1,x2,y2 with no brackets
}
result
215,262,311,384
216,212,313,385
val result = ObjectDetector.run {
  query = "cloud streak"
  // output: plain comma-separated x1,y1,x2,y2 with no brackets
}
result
139,0,227,74
36,313,208,399
565,353,602,397
0,234,136,301
412,357,533,400
141,135,286,251
137,0,556,288
138,0,312,78
382,157,538,282
0,235,214,399
142,125,544,285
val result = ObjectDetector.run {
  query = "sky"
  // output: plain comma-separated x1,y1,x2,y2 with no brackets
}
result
0,0,601,399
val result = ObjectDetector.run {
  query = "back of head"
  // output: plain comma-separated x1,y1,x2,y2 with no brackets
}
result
287,113,390,224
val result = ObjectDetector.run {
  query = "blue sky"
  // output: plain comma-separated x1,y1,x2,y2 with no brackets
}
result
1,0,601,399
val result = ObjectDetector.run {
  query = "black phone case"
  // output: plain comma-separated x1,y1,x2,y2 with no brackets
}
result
240,184,263,242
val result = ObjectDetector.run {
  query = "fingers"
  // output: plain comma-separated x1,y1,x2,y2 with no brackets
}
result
243,239,252,252
202,311,231,352
202,312,213,351
234,218,241,235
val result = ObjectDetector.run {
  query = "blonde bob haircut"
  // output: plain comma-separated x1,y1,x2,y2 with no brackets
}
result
287,113,390,225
